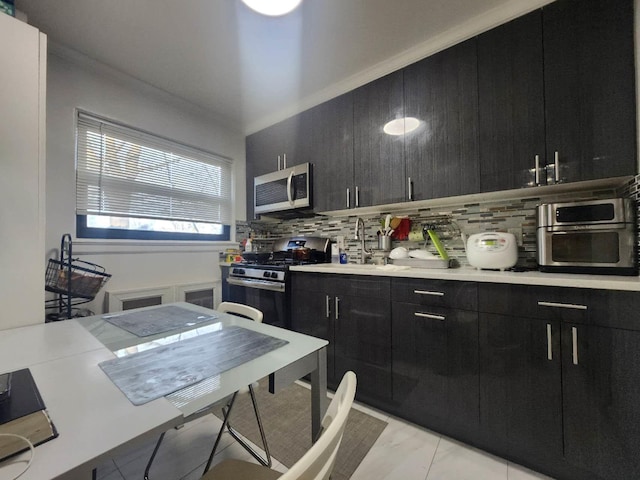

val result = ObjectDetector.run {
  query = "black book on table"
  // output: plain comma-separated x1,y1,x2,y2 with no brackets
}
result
0,368,58,462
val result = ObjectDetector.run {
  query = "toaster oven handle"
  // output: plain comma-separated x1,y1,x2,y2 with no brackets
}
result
287,170,294,205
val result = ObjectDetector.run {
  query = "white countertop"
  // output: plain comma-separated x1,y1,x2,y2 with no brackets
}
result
290,264,640,292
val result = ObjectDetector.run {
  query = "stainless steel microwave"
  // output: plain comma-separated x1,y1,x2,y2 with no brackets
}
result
254,163,312,216
536,198,637,275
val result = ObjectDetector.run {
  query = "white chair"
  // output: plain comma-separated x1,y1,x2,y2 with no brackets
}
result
207,302,272,468
201,370,357,480
144,302,268,479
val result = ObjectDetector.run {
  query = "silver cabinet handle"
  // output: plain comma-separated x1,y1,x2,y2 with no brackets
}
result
335,297,340,320
278,155,281,171
346,188,350,209
325,295,331,319
408,177,413,201
286,171,294,205
414,312,445,321
537,301,587,310
283,153,287,169
546,323,553,361
572,326,578,365
534,155,540,185
355,186,360,207
554,151,560,183
414,290,445,297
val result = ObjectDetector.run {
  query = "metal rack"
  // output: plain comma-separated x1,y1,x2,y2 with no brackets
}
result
45,234,111,320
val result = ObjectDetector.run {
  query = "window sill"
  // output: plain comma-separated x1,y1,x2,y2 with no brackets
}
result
70,238,239,255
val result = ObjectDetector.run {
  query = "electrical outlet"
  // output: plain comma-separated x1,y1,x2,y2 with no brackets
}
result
508,228,523,246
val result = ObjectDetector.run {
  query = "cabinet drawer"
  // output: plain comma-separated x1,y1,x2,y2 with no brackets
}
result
392,278,477,310
479,283,589,323
584,289,640,331
333,274,391,299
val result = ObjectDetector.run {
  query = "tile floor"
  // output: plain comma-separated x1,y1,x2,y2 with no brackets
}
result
95,382,555,480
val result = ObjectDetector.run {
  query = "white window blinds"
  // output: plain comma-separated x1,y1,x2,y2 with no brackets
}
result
76,112,233,225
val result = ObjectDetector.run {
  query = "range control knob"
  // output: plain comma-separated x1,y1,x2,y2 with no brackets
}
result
263,271,271,278
270,272,278,278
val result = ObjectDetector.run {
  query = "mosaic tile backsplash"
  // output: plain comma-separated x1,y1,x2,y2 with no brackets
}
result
237,176,639,270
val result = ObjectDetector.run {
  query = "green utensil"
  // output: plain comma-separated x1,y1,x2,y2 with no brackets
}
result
427,230,449,260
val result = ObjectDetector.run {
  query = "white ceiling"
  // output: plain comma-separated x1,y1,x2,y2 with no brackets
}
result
15,0,552,134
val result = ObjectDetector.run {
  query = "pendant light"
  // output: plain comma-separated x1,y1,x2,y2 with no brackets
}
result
241,0,303,16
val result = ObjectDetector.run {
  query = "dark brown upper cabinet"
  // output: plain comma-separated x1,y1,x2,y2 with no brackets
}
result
353,71,406,207
478,10,546,192
543,0,636,184
404,38,481,201
309,92,354,213
245,113,309,219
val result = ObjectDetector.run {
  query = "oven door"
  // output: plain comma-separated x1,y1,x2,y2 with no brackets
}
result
537,224,636,274
225,277,290,329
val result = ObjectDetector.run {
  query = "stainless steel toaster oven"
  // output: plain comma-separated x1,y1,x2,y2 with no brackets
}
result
537,198,637,275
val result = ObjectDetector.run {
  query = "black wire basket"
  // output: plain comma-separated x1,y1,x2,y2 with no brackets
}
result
45,258,112,300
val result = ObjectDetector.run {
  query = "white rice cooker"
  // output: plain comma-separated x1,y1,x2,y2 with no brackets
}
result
466,232,518,270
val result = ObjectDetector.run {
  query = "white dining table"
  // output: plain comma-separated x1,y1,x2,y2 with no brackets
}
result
0,302,328,480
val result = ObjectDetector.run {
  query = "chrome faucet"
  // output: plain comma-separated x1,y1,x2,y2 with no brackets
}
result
354,217,373,264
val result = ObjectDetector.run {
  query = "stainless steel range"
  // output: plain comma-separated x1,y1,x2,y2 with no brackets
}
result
224,236,332,329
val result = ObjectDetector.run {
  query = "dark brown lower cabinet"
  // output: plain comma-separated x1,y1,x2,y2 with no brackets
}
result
479,313,562,464
392,301,479,441
562,323,640,480
292,274,640,480
290,272,392,406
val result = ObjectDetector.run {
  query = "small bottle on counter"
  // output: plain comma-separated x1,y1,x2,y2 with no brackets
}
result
331,244,340,263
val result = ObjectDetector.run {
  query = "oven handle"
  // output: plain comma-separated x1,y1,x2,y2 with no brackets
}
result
227,277,286,293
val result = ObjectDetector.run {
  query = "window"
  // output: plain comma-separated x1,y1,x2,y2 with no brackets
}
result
75,112,232,241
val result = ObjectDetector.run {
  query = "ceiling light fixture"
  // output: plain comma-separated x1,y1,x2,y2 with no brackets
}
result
241,0,303,16
383,117,420,136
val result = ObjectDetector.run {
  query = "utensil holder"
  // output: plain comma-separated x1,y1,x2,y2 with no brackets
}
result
378,236,391,251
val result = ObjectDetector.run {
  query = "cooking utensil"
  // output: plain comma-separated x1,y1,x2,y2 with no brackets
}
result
292,247,312,261
384,215,391,235
427,230,449,260
241,252,271,263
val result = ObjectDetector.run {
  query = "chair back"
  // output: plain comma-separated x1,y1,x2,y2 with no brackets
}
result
217,301,263,323
280,371,357,480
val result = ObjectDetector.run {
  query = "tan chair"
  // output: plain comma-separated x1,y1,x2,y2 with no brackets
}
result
201,370,357,480
144,302,269,479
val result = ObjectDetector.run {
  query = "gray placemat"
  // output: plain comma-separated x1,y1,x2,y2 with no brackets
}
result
99,325,288,405
102,305,218,337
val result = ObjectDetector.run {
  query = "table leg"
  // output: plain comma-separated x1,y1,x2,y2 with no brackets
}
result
310,347,328,441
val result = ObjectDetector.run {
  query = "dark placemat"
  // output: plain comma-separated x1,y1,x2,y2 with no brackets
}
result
102,305,218,337
99,325,288,405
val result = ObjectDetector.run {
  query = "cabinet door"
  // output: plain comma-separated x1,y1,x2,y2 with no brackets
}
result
404,39,480,200
543,0,636,183
290,278,336,385
245,115,305,219
353,71,406,207
478,10,545,192
479,313,562,461
310,93,354,212
393,302,479,438
334,291,391,403
562,324,640,479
